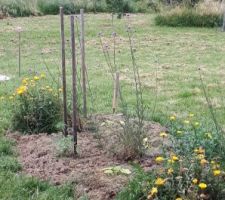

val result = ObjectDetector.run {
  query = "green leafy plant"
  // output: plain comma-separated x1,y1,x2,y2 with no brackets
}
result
56,135,74,157
155,7,223,27
117,115,225,200
11,74,62,134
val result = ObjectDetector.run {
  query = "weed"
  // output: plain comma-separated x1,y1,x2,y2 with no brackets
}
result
55,135,74,157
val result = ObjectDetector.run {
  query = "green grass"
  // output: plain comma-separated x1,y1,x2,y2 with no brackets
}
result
1,13,225,198
1,14,225,125
0,133,75,199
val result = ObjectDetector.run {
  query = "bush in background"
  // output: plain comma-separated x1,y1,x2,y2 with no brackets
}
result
155,1,224,28
0,0,38,17
0,0,159,17
11,74,62,134
155,7,223,27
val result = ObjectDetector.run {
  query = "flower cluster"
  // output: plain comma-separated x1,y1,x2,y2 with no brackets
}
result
139,114,225,200
10,73,63,134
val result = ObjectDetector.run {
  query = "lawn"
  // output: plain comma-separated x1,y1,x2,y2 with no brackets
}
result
1,14,225,124
1,13,225,199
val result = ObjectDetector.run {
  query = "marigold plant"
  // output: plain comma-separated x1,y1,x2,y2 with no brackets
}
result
11,74,62,134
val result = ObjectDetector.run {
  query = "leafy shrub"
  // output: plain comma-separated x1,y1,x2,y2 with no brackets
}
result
37,0,76,15
0,0,37,17
11,74,62,134
155,7,223,27
117,114,225,199
56,135,74,157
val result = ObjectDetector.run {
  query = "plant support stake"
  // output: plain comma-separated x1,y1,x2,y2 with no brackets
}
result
70,15,78,155
60,7,68,136
112,72,120,113
80,9,87,118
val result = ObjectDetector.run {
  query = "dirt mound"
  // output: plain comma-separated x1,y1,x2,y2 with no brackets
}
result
8,114,167,200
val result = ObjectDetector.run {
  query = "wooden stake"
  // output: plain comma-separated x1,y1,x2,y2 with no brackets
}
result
70,15,78,155
112,72,120,113
60,7,68,136
223,11,225,32
18,31,21,77
80,9,87,118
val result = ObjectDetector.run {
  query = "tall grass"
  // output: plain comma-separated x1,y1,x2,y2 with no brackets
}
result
0,0,38,17
155,1,224,27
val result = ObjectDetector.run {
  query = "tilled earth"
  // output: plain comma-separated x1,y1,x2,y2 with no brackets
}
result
8,114,167,200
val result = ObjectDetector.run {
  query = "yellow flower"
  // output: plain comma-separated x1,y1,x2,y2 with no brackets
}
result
59,88,63,92
33,76,40,81
168,159,175,164
167,168,174,175
211,161,215,164
205,133,212,139
155,178,166,186
176,198,183,200
213,170,221,176
194,122,200,127
155,156,164,163
199,183,207,190
150,187,158,195
16,86,27,95
22,78,28,85
189,113,194,117
183,120,190,124
170,115,176,121
40,73,46,78
177,130,183,134
172,155,179,161
200,159,208,166
197,154,205,160
160,132,168,138
192,178,198,184
194,147,205,154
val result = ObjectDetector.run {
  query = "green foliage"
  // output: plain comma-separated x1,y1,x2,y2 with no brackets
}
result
0,0,37,17
117,115,225,199
56,135,74,157
0,0,158,17
116,166,155,200
0,156,21,172
155,8,223,27
0,138,14,156
37,0,75,15
11,75,62,134
0,172,74,199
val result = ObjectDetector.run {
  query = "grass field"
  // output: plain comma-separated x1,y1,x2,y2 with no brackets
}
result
1,13,225,199
1,14,225,124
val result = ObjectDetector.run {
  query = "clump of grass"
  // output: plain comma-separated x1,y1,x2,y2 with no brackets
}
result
0,156,21,172
155,6,223,27
55,135,74,157
0,171,74,199
0,138,14,156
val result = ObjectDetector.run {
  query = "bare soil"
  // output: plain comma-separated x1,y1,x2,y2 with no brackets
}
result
8,114,167,200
